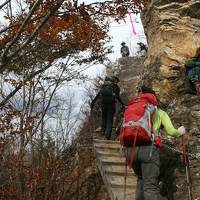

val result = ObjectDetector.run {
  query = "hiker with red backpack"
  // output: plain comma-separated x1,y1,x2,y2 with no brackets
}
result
91,76,125,140
120,86,186,200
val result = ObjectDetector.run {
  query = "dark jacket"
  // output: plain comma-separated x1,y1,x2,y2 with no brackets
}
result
120,46,130,57
185,60,200,73
185,60,200,81
91,81,124,109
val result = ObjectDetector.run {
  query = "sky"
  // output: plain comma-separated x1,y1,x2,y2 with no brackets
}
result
81,0,147,61
78,0,147,77
81,12,147,79
108,15,146,60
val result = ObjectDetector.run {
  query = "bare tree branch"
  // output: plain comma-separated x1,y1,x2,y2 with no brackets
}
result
0,61,53,108
2,0,42,58
0,0,11,10
24,66,66,147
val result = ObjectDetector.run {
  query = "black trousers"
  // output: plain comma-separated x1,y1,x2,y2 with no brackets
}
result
101,103,115,140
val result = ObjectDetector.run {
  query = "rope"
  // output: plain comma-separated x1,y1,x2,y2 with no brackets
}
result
162,143,200,161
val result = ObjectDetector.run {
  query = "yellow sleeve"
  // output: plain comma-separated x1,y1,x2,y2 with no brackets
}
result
159,110,181,138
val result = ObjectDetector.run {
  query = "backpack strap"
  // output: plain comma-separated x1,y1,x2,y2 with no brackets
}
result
129,128,138,168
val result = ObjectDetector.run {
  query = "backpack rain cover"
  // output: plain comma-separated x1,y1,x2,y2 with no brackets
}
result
120,93,158,146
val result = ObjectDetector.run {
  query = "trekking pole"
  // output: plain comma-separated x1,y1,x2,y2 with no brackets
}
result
181,135,193,200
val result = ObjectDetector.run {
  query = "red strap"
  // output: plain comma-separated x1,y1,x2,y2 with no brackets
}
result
129,129,138,168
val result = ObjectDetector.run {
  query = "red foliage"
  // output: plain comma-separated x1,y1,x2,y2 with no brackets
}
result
0,0,144,72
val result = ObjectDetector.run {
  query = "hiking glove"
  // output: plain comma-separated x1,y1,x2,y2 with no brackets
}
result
178,126,186,135
154,135,162,147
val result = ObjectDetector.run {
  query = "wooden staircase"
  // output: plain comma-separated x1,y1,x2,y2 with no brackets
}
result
93,138,137,200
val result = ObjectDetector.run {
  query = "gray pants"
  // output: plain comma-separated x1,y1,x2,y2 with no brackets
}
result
127,145,160,200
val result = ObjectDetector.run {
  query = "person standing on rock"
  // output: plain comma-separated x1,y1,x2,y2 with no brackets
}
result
120,42,130,57
122,86,186,200
90,76,125,140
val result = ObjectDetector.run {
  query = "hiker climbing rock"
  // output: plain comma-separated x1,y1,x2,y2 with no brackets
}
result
185,47,200,95
120,42,130,57
120,86,186,200
91,76,125,140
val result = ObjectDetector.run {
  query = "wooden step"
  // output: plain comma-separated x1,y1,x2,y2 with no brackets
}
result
109,175,136,186
105,169,134,177
110,181,136,189
93,138,137,200
101,160,125,166
111,188,135,200
95,150,121,157
101,157,125,165
94,143,121,150
94,142,121,147
104,165,134,176
93,138,120,144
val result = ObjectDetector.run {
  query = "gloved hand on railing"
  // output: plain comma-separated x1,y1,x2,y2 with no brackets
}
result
178,126,186,136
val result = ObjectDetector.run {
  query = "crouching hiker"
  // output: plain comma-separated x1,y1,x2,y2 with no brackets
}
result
91,76,125,140
120,86,186,200
185,47,200,95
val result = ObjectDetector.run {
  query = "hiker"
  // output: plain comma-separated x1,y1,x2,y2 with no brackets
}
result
138,42,148,52
185,47,200,95
90,76,125,140
120,42,130,57
120,86,186,200
137,42,148,55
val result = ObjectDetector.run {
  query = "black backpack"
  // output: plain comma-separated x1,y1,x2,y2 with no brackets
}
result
100,83,116,103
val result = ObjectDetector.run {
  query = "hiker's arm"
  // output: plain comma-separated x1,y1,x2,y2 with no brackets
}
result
160,111,181,138
90,92,100,109
114,86,126,106
116,95,126,106
126,46,130,53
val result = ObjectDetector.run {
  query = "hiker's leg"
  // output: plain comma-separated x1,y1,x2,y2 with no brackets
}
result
135,177,144,200
101,105,107,135
140,146,160,200
105,104,115,140
131,148,143,200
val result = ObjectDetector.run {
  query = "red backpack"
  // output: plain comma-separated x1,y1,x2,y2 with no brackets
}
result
120,93,158,147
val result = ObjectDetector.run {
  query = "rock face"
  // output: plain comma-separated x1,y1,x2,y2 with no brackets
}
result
143,0,200,102
142,0,200,199
106,57,145,99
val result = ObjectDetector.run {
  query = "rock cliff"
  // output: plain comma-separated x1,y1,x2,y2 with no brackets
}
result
142,0,200,199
